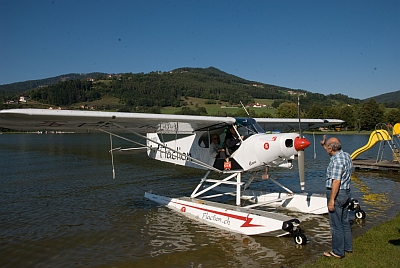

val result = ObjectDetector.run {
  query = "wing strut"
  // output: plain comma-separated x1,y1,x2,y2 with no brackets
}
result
109,124,116,179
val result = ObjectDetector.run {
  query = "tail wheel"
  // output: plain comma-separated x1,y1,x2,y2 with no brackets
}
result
355,210,366,219
294,233,307,245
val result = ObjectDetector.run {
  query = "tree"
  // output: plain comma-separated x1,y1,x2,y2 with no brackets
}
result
306,104,324,118
234,109,256,117
338,105,357,130
196,107,208,116
275,102,298,118
324,106,342,119
385,108,400,126
358,99,385,130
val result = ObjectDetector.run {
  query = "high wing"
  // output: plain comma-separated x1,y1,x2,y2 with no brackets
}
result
0,108,236,134
254,118,344,132
0,109,343,133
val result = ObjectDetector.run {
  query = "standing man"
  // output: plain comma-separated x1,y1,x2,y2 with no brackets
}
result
321,135,353,259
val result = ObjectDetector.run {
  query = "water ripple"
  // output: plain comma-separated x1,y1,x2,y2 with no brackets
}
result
1,133,400,267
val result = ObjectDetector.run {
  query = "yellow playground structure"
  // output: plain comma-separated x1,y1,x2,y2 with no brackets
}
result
351,123,400,164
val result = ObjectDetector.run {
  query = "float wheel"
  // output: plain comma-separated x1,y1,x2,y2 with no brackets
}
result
294,233,307,245
355,210,366,219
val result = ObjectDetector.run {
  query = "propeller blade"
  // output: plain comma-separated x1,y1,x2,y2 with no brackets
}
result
297,95,306,191
298,149,305,191
294,136,308,191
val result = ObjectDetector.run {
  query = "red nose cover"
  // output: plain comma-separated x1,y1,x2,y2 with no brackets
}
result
294,137,310,151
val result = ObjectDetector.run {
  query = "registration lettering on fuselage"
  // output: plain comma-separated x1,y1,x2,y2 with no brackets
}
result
158,144,191,161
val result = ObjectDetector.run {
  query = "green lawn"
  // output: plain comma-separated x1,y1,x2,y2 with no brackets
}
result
302,212,400,267
161,97,276,116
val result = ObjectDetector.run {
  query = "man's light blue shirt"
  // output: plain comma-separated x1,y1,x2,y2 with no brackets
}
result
326,149,352,189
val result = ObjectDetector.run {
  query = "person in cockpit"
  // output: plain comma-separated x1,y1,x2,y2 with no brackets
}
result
210,134,226,159
225,125,245,156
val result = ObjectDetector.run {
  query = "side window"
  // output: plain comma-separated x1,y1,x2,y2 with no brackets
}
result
198,132,210,148
198,131,226,148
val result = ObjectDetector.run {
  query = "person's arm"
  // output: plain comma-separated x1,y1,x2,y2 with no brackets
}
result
328,179,341,211
320,134,327,148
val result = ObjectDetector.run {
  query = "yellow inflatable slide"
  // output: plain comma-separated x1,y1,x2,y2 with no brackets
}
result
350,129,391,160
393,123,400,135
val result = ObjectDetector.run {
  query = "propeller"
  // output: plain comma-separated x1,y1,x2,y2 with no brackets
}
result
296,95,308,191
295,137,309,190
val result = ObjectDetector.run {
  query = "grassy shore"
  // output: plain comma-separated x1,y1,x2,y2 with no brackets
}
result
302,211,400,267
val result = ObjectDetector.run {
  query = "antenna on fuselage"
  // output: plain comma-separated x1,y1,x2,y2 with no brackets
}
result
240,101,250,117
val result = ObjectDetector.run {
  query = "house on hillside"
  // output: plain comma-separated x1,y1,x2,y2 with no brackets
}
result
249,102,267,108
18,95,29,103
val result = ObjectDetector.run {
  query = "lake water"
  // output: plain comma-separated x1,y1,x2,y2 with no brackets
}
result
1,133,400,267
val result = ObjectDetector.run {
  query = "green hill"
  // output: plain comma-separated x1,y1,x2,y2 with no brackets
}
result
0,72,106,94
3,67,399,131
369,90,400,108
0,67,362,113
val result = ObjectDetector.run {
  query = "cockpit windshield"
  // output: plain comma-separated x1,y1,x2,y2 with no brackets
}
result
235,118,265,136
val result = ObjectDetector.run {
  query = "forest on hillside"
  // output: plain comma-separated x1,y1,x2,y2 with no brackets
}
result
27,68,297,107
0,72,105,94
2,67,400,130
2,67,361,107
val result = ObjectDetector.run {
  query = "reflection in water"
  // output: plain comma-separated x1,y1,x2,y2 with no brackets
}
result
1,133,400,267
142,206,288,266
145,208,197,256
352,171,400,225
352,174,390,209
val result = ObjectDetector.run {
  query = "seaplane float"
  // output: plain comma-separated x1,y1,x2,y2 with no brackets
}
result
0,108,363,245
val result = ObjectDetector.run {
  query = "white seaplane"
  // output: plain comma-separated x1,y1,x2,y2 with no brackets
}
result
0,108,345,244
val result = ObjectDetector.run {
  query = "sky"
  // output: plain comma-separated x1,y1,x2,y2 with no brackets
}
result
1,0,399,100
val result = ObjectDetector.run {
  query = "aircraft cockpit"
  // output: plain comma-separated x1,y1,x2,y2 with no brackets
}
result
197,118,264,149
235,118,265,137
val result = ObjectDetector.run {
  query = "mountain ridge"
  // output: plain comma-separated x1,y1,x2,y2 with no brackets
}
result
0,67,398,106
